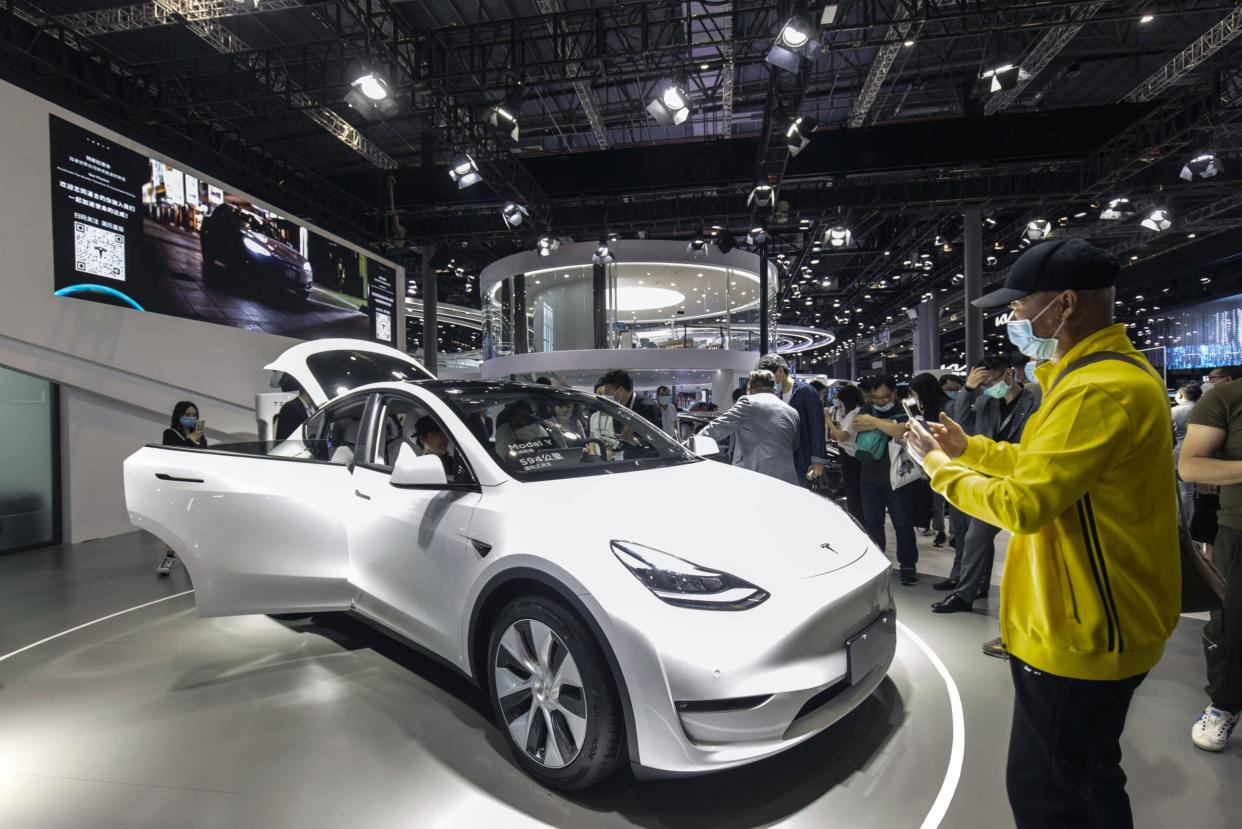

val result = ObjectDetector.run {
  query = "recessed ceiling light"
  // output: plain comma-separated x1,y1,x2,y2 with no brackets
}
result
1140,14,1155,24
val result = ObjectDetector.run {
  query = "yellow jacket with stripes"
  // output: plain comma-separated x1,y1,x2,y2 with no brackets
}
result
924,324,1181,680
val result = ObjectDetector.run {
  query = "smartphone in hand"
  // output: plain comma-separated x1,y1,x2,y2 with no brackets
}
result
901,398,927,427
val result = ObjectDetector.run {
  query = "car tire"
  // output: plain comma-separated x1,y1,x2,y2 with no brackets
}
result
487,596,625,790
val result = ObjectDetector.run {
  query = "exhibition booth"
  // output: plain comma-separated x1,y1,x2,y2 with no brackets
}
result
477,240,834,399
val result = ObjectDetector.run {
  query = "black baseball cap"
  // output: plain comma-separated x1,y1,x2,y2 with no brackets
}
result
972,238,1120,309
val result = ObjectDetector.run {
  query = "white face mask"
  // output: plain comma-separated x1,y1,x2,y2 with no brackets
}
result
1202,382,1215,394
1006,294,1067,360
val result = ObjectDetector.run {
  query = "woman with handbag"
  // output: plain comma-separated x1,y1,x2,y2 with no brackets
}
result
827,385,866,523
853,376,918,585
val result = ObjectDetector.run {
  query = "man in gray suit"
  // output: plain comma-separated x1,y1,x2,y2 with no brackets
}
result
934,355,1041,621
698,369,801,485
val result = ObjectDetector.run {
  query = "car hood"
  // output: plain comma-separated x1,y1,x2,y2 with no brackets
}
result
246,230,306,266
507,459,875,587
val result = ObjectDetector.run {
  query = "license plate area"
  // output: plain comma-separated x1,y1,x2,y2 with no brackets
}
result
846,611,896,685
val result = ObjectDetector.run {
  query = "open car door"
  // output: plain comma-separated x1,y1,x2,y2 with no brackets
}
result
264,339,434,408
124,393,371,617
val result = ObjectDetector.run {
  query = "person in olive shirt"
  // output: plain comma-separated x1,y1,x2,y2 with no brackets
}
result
1180,375,1242,752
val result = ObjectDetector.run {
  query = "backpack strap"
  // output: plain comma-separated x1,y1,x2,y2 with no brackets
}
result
1046,350,1160,395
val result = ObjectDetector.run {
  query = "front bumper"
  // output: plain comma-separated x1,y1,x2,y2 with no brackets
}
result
588,549,895,775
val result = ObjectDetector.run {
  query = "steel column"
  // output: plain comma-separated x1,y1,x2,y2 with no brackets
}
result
421,247,438,374
964,208,985,369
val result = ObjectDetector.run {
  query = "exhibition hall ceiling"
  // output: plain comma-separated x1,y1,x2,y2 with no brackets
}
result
3,1,1242,368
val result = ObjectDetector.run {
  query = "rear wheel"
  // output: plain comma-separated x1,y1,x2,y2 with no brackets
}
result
487,597,625,790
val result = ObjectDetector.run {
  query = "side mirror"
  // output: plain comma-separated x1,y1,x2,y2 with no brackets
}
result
390,442,448,487
686,435,720,457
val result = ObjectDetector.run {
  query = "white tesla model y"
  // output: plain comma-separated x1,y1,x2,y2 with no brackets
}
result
124,340,895,789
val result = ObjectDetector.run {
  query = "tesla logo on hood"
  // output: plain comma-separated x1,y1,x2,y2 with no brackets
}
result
820,542,839,554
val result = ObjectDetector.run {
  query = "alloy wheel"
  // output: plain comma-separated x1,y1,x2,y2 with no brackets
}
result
494,618,588,769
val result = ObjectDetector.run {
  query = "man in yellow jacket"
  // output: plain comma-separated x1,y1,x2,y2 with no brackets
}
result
906,238,1180,829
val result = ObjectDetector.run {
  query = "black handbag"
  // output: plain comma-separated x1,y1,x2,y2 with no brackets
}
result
1049,351,1226,613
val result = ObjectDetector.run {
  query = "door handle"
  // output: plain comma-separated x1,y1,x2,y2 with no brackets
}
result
354,489,371,500
155,473,204,483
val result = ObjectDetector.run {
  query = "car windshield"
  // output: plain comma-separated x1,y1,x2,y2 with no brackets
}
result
435,385,698,481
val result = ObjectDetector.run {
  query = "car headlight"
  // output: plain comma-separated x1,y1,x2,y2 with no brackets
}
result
243,236,272,257
301,260,313,275
610,540,768,610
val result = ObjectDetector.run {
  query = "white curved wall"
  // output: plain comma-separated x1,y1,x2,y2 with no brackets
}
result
479,239,778,291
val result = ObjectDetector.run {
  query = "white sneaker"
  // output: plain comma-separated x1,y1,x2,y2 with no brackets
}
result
1191,705,1239,752
156,554,176,576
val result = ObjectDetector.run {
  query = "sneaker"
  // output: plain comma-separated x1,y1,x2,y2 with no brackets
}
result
982,637,1008,660
917,527,934,536
1192,706,1239,752
932,531,947,547
899,570,918,586
156,554,176,576
945,535,956,548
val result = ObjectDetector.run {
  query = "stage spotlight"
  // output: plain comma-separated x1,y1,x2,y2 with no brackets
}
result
786,116,819,156
352,71,389,101
1100,198,1136,221
687,235,708,259
1141,208,1172,232
449,154,482,189
1024,218,1050,241
647,82,691,126
748,184,774,210
983,216,998,229
484,104,520,142
536,236,560,256
592,242,616,266
346,71,397,115
824,226,852,248
501,202,529,228
767,17,821,73
980,63,1030,93
1180,151,1223,181
747,226,768,246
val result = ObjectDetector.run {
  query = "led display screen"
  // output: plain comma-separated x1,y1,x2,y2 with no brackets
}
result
49,115,396,345
1146,295,1242,371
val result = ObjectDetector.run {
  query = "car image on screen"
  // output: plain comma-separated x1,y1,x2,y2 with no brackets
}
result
123,340,896,791
199,203,313,299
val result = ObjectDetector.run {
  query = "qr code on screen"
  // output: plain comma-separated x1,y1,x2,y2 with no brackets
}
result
375,311,392,343
74,222,126,281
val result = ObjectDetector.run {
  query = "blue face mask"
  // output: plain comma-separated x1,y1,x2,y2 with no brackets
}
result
1024,361,1039,385
873,401,895,413
984,380,1011,400
945,389,960,400
179,416,198,431
657,395,671,405
1006,294,1067,360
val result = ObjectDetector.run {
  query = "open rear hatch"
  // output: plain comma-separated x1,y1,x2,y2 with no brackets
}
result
264,338,433,407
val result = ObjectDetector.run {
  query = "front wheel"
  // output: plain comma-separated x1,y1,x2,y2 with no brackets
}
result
487,597,625,789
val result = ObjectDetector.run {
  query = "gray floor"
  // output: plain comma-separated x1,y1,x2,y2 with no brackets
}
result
0,530,1237,829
